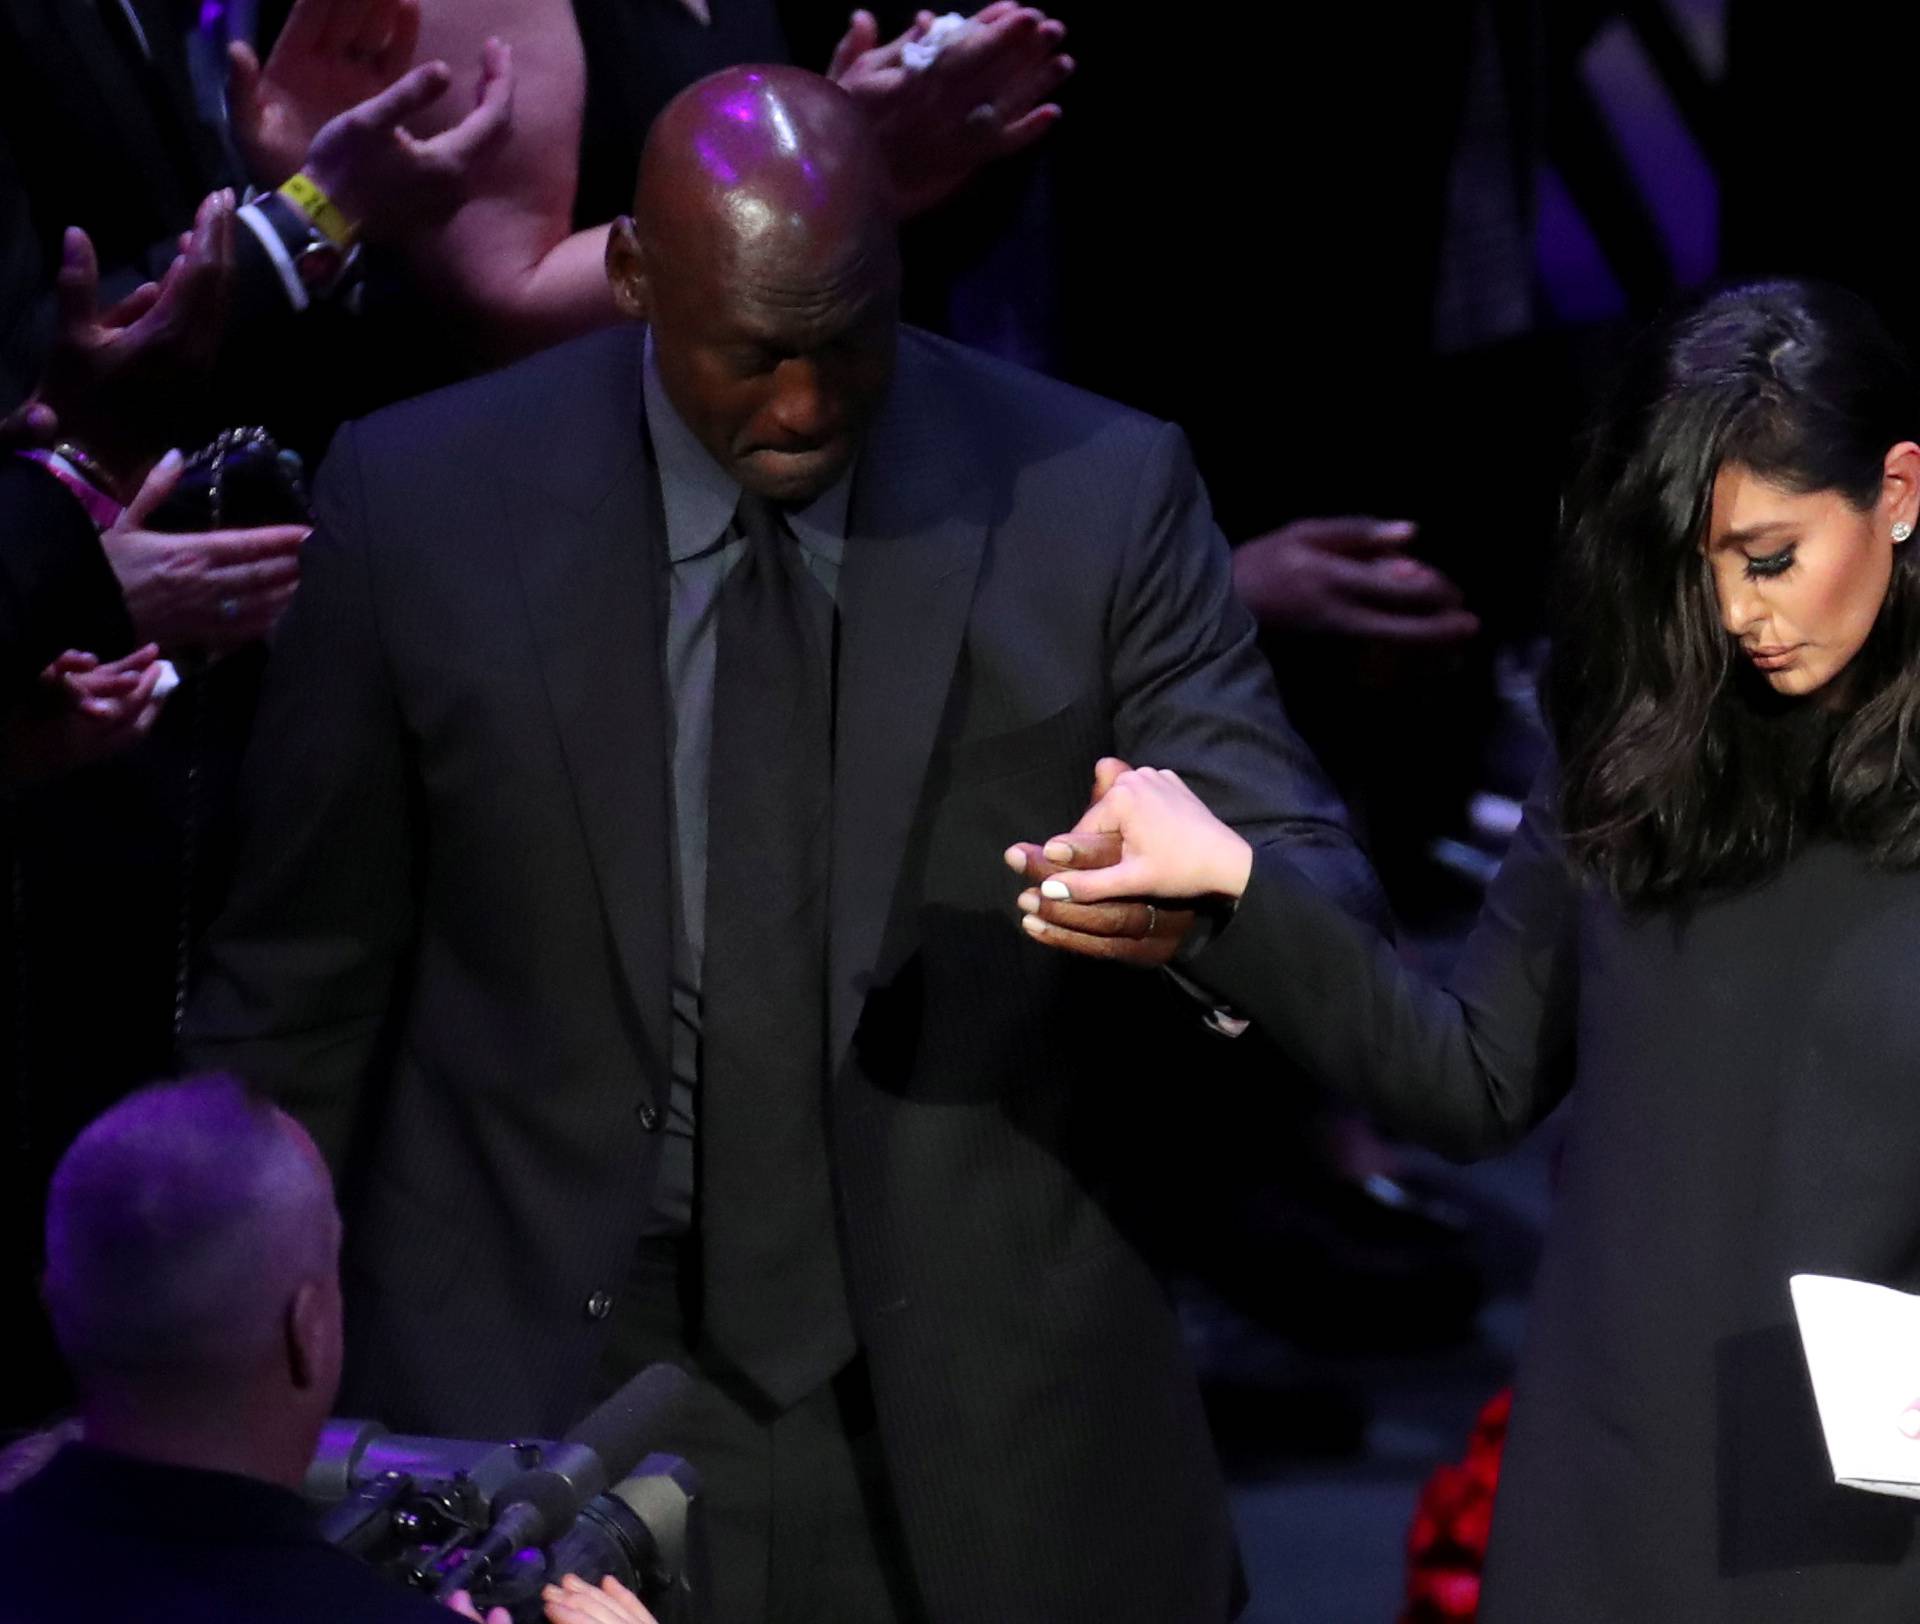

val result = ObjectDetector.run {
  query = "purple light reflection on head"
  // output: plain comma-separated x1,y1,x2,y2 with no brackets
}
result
198,0,227,31
692,135,739,188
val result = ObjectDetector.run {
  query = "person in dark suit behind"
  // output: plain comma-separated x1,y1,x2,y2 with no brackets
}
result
184,65,1382,1624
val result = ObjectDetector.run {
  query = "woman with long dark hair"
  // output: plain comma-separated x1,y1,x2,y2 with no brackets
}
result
1019,279,1920,1618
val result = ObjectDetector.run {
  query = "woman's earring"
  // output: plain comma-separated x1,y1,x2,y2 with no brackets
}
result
1896,521,1914,542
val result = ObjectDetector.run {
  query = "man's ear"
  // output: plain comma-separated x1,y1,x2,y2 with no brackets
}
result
285,1280,326,1392
606,216,651,322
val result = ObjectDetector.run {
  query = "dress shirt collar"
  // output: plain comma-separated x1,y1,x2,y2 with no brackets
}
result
641,328,851,566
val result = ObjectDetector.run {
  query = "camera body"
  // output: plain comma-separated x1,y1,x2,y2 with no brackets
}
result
307,1419,705,1623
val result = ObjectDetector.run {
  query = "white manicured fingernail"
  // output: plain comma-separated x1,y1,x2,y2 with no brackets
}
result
1021,913,1046,934
1002,845,1025,873
1043,840,1073,863
1040,878,1070,901
1016,891,1038,913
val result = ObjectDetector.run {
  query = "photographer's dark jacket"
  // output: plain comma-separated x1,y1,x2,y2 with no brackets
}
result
0,1444,445,1623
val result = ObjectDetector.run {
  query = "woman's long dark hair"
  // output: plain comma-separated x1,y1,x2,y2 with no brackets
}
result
1546,279,1920,904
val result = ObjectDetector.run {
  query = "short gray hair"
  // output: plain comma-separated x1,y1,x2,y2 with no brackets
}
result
43,1076,337,1387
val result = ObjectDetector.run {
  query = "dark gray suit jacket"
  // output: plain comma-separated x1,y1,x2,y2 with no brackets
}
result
185,324,1381,1623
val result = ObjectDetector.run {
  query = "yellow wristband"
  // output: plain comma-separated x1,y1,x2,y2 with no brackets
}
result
278,171,359,248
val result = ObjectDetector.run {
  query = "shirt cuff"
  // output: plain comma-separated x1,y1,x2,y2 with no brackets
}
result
1162,962,1253,1038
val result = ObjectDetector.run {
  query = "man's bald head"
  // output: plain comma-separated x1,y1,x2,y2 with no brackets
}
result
44,1076,341,1404
608,67,899,504
635,65,888,275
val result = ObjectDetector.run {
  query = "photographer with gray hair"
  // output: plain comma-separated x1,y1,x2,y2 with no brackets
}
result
0,1076,653,1624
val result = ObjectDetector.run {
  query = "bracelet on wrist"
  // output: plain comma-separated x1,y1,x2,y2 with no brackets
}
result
16,446,125,530
277,170,359,248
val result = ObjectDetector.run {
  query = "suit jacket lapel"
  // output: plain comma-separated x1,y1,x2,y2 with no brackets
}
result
830,338,988,1065
502,330,676,1096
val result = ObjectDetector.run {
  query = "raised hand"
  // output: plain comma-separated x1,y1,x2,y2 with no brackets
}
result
829,4,1072,218
301,37,515,240
98,452,309,653
1233,516,1480,647
227,0,425,187
29,197,236,498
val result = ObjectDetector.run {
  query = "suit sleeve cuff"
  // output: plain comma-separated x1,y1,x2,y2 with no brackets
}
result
237,200,312,312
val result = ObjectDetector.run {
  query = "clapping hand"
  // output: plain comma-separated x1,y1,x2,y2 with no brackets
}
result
230,0,515,245
29,196,236,498
98,453,309,654
4,646,170,783
1011,758,1253,963
828,4,1073,218
227,0,425,187
298,37,515,240
1233,517,1480,647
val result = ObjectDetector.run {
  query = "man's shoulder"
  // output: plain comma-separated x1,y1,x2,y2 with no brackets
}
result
896,327,1172,459
330,327,643,483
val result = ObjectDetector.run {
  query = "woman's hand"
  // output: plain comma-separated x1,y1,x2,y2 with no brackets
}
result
4,646,171,783
1030,761,1254,906
98,453,309,653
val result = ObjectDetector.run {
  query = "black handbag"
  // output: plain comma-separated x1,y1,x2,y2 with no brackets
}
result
145,426,312,532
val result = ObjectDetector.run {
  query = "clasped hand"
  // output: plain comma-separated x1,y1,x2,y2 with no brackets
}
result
1004,758,1253,965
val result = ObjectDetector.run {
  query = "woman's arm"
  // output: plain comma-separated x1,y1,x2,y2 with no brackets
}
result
1024,766,1581,1160
395,0,615,359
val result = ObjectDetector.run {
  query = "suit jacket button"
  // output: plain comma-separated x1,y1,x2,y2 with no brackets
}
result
637,1102,661,1132
585,1291,614,1321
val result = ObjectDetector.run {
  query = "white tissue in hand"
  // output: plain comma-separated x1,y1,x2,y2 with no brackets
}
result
152,660,180,701
902,13,971,70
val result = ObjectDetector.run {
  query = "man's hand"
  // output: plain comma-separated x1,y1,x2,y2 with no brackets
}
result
1005,757,1198,966
1233,517,1480,647
30,197,236,497
4,646,170,783
227,0,425,187
445,1589,510,1624
1012,759,1253,963
541,1572,660,1624
829,4,1072,218
447,1572,659,1624
98,452,309,653
298,38,514,240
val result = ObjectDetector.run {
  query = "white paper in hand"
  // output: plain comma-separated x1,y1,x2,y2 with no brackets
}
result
1789,1272,1920,1498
